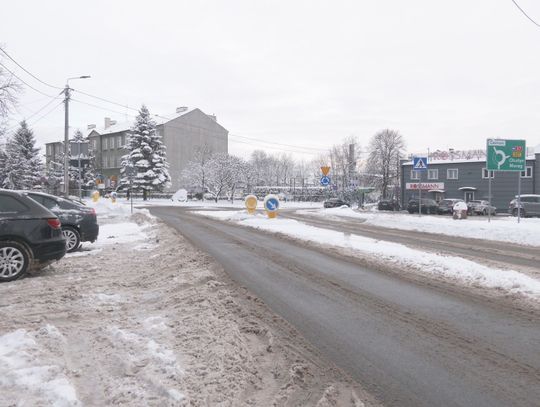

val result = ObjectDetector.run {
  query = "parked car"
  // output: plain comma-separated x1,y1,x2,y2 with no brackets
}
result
509,194,540,217
467,200,496,215
22,191,99,252
378,199,400,211
407,198,439,214
0,190,66,282
323,198,350,208
437,199,464,215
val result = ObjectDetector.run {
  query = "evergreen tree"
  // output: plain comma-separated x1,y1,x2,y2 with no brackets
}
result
2,121,43,189
120,105,171,194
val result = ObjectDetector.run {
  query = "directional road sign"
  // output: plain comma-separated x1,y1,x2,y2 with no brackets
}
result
320,176,331,186
486,139,526,171
413,157,428,171
263,194,280,212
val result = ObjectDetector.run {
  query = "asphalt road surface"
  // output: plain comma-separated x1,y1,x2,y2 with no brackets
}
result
151,206,540,407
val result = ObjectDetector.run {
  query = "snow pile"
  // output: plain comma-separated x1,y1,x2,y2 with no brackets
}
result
0,328,80,406
85,197,152,220
299,207,540,246
196,210,540,301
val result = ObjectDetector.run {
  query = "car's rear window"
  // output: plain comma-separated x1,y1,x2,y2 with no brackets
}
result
0,195,29,213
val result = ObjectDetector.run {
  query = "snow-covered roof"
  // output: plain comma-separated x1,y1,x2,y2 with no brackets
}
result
85,109,195,137
403,155,536,166
535,144,540,154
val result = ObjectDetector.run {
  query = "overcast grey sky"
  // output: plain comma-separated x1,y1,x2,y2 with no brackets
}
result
1,0,540,159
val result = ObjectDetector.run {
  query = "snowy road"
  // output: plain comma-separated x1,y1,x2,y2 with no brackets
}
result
152,206,540,407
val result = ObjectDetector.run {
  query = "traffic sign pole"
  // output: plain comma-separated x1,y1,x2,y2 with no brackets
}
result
419,172,422,217
518,172,522,224
488,176,492,223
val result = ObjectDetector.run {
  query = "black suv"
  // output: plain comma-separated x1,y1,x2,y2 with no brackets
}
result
407,198,439,214
0,190,66,282
23,191,99,252
378,199,401,211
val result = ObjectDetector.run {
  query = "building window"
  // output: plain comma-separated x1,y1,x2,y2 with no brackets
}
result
46,145,51,155
521,166,533,178
117,136,122,148
428,169,438,180
411,170,420,180
447,169,458,180
482,168,495,179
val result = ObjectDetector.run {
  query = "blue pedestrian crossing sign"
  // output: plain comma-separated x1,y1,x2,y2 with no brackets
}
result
413,157,428,171
320,176,331,186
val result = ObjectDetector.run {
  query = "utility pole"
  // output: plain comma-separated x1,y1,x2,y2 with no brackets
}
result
63,84,70,197
63,76,91,197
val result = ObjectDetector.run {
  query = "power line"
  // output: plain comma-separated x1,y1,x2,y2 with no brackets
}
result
23,96,63,122
71,98,138,118
0,47,63,89
511,0,540,27
73,89,139,112
229,138,320,155
0,61,56,98
229,133,328,152
73,98,329,155
29,100,64,126
5,99,63,133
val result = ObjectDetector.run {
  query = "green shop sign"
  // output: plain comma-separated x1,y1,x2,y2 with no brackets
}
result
486,139,526,171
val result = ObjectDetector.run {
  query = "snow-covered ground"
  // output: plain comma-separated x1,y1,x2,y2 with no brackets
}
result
195,210,540,303
0,198,373,406
297,207,540,247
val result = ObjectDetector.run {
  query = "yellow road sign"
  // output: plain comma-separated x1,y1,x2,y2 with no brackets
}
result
244,194,258,214
321,166,331,176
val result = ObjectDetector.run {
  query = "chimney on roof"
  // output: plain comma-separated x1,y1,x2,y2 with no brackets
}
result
104,117,112,129
176,106,188,114
207,114,217,121
87,124,96,130
110,120,117,126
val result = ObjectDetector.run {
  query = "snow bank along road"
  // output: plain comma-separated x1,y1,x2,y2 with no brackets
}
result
151,206,540,407
284,211,540,273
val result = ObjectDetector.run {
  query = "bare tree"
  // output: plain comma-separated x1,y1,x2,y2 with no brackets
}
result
366,129,405,199
181,143,213,192
0,57,21,120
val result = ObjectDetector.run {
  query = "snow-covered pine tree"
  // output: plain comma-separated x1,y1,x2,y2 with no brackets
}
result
2,121,43,189
120,105,171,195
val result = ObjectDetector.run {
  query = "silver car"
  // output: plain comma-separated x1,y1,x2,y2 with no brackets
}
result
467,200,496,215
509,195,540,217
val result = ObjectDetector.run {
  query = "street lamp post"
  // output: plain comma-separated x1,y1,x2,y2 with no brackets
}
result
64,75,90,197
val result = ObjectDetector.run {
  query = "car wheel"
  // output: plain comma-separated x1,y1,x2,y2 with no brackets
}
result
62,227,81,253
0,241,30,282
